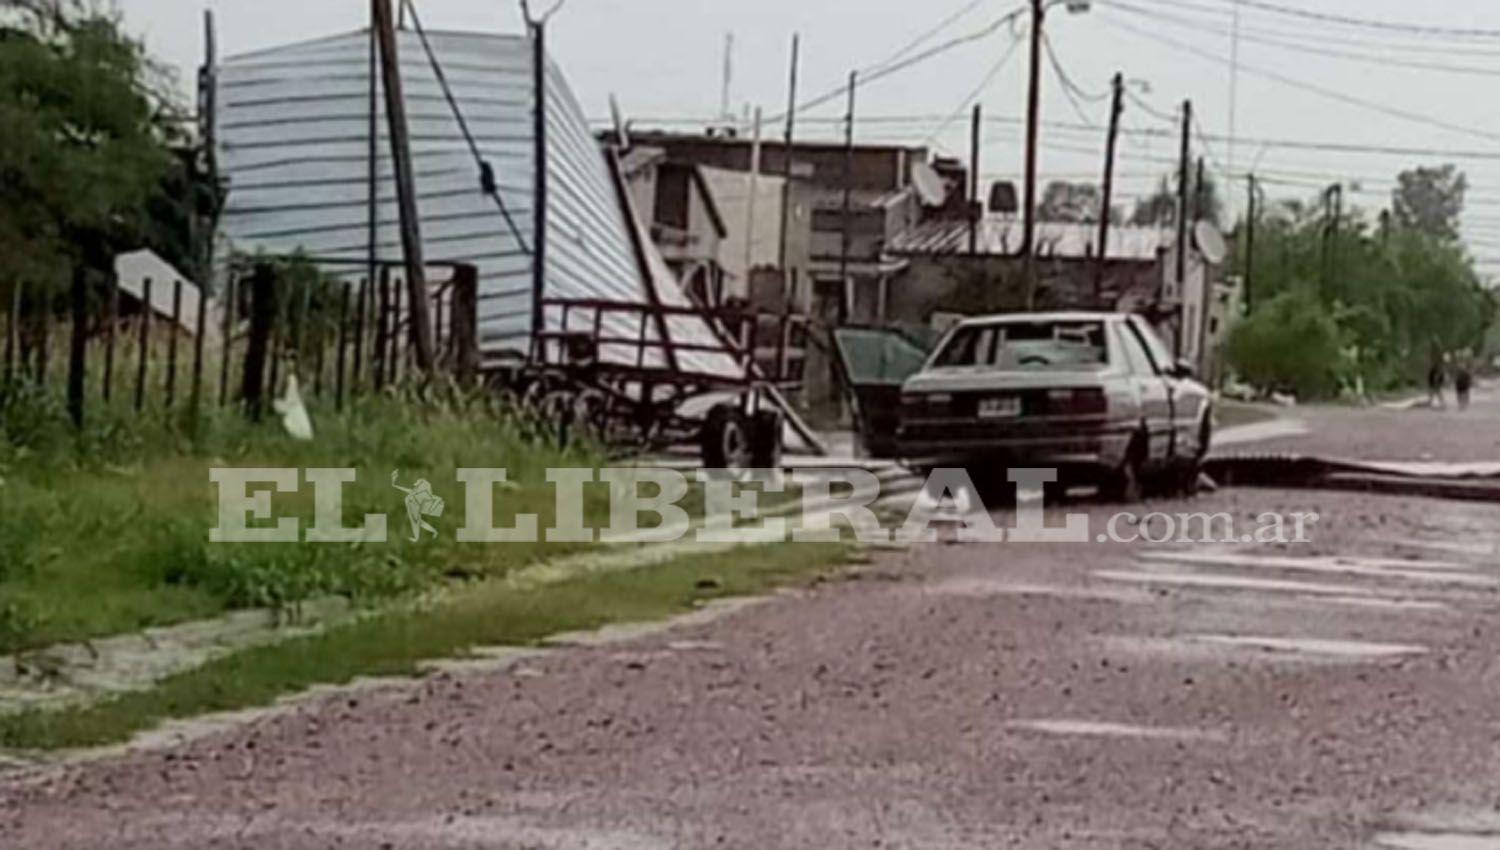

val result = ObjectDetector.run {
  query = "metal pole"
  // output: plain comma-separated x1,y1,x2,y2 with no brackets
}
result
218,273,235,405
67,265,87,428
838,70,856,324
1022,0,1045,308
367,4,379,300
1095,72,1124,301
744,107,763,290
1174,99,1191,359
529,20,550,361
969,103,982,255
372,0,435,371
777,33,799,276
1244,173,1257,314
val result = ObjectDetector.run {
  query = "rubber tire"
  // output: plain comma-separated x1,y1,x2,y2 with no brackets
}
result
1100,433,1146,503
701,404,752,470
749,409,784,470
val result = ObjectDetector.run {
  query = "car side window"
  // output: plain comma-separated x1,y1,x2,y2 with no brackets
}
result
1126,317,1173,375
1114,323,1155,376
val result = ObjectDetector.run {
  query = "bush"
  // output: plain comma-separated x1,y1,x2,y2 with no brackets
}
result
1227,291,1348,400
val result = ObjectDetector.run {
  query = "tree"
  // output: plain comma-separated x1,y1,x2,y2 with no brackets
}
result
0,2,176,289
1392,164,1466,240
1037,181,1101,223
1128,172,1223,227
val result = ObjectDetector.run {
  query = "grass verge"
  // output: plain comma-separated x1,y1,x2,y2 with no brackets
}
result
0,542,851,752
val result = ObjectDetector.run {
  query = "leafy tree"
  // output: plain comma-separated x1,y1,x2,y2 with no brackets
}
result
0,1,177,289
1392,164,1466,241
1227,175,1494,398
1037,181,1101,223
1128,171,1223,227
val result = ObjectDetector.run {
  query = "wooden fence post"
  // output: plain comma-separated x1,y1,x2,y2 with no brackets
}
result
134,278,152,412
165,279,183,407
241,264,276,421
67,266,88,428
351,277,368,397
219,273,236,406
36,287,50,385
190,277,209,423
335,282,351,411
103,276,118,402
374,271,390,390
452,264,479,385
4,282,19,385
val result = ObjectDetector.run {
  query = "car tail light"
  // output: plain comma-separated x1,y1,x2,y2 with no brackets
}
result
1047,387,1106,415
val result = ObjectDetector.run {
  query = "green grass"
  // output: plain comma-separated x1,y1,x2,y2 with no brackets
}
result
0,381,614,654
0,542,851,751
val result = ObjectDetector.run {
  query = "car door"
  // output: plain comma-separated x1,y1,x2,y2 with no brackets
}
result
1125,316,1207,462
1114,319,1174,464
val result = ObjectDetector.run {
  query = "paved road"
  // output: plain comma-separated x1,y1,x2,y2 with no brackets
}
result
1225,380,1500,462
5,482,1500,849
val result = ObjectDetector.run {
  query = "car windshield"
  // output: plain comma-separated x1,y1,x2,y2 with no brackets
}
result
932,320,1109,371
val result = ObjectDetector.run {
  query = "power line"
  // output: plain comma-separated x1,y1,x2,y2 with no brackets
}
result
1174,0,1500,40
875,0,994,70
1097,11,1500,145
766,4,1028,124
922,33,1025,146
1103,0,1500,80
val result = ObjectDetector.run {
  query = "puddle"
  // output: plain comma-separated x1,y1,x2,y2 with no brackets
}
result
1096,569,1378,597
1374,832,1500,849
1007,719,1221,742
1187,634,1426,658
923,578,1149,604
1137,552,1494,588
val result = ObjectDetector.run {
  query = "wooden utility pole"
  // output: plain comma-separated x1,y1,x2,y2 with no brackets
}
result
1174,99,1191,359
777,33,800,274
838,70,857,324
1244,173,1257,314
371,0,435,372
1021,0,1045,308
1094,71,1124,301
1194,156,1206,222
530,19,550,360
969,104,982,255
745,107,764,281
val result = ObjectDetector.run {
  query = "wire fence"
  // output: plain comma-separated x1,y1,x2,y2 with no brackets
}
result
0,261,479,432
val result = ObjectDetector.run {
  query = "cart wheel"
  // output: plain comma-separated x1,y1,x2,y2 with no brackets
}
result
749,409,784,470
701,404,752,469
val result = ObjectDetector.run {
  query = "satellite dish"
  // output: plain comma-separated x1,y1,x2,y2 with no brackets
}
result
1193,220,1228,265
910,161,948,207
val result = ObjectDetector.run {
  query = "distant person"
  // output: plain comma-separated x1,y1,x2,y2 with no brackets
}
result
1455,361,1474,410
1428,357,1447,409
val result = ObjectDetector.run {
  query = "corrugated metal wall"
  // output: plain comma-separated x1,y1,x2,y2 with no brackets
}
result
216,28,738,377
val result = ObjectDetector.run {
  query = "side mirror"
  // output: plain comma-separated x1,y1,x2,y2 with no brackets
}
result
1169,359,1196,379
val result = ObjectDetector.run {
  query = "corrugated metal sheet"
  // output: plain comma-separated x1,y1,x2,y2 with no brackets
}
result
887,217,1170,261
216,28,739,378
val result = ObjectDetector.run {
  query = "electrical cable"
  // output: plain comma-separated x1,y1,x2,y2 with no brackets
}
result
403,0,532,255
922,32,1025,146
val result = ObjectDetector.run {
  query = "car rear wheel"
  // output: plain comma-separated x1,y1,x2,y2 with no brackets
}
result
1100,433,1146,503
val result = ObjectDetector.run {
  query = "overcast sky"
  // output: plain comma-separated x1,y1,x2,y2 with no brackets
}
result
117,0,1500,269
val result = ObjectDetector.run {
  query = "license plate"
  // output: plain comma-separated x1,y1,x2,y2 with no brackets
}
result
977,396,1022,419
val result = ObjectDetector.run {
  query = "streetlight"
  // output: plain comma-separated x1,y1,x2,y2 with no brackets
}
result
1022,0,1092,308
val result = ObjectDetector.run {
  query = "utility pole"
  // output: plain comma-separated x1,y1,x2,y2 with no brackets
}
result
1094,71,1124,301
744,107,763,283
838,70,856,324
777,34,799,276
1174,99,1191,359
1321,182,1342,301
1244,173,1257,314
372,0,435,371
1021,0,1046,308
530,18,550,361
969,103,982,255
1194,156,1206,223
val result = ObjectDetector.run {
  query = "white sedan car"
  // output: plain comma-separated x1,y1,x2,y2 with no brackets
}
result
897,312,1212,499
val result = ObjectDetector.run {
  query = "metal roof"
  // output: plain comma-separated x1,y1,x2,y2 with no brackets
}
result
887,217,1172,261
215,28,738,377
